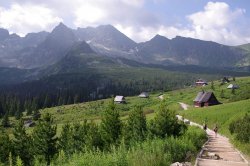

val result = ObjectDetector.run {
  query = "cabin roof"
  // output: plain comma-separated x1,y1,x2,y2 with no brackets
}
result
227,84,239,89
139,92,149,97
114,96,125,102
193,92,213,103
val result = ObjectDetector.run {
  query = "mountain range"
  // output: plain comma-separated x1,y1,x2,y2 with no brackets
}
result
0,22,250,70
0,22,250,88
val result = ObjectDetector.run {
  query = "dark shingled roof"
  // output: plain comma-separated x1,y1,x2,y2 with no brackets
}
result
193,92,213,103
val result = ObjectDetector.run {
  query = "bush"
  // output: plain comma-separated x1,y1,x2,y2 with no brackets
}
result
51,126,206,165
229,114,250,143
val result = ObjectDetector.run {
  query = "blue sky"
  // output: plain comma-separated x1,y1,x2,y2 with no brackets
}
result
0,0,249,45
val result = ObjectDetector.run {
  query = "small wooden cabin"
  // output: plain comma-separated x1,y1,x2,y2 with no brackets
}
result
193,91,220,107
114,96,126,104
195,79,208,86
138,92,149,98
227,84,239,89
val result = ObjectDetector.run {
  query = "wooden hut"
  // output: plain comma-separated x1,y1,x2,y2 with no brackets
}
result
193,91,220,107
114,96,126,104
195,79,208,86
138,92,149,98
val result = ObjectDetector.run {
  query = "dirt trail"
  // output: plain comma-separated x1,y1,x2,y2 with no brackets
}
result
178,102,189,110
176,115,249,166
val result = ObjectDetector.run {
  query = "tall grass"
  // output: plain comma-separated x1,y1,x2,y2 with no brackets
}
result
50,126,206,166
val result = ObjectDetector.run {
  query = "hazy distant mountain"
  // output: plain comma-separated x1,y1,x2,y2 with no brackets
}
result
42,40,144,77
74,25,137,57
0,29,48,68
237,43,250,67
21,31,49,47
135,35,247,67
0,28,9,41
0,23,250,70
18,23,77,68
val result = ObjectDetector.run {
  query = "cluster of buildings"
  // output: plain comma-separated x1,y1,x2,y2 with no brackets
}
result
115,77,239,108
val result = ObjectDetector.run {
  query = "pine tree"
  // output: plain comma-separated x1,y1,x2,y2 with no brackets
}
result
71,120,90,152
74,95,80,104
0,128,11,164
100,100,122,148
16,156,23,166
43,95,50,108
149,102,186,138
12,120,33,166
211,81,215,90
58,124,73,156
123,106,147,144
25,100,32,116
32,113,57,165
58,96,63,106
0,101,3,117
2,112,10,128
67,96,72,105
15,101,22,120
8,152,13,166
31,98,38,114
85,121,103,150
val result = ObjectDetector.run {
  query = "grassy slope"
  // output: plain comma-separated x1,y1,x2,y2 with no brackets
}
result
180,99,250,156
6,77,250,155
41,77,249,122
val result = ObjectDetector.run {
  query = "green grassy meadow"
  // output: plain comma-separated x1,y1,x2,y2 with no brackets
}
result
40,77,249,125
5,76,250,157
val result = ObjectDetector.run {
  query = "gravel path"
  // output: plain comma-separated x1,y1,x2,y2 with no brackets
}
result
178,102,189,110
176,115,249,166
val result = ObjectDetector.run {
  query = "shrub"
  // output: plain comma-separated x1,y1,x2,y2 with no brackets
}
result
229,114,250,143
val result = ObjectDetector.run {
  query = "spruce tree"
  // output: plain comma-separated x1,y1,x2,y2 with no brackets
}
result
100,100,122,148
211,81,215,90
12,120,33,166
25,100,32,116
1,112,10,128
58,124,73,156
67,96,72,105
0,128,11,164
71,120,90,152
32,113,57,165
86,122,104,150
16,156,23,166
15,106,22,120
149,102,186,138
123,106,147,144
74,95,80,104
43,95,50,108
31,98,38,114
0,102,3,118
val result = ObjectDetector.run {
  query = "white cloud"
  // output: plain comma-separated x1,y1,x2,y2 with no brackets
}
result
94,1,250,45
0,1,249,45
0,3,62,36
188,2,244,29
142,1,250,46
183,1,248,45
74,3,107,27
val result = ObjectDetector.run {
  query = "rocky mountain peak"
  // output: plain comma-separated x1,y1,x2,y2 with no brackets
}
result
0,28,9,41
